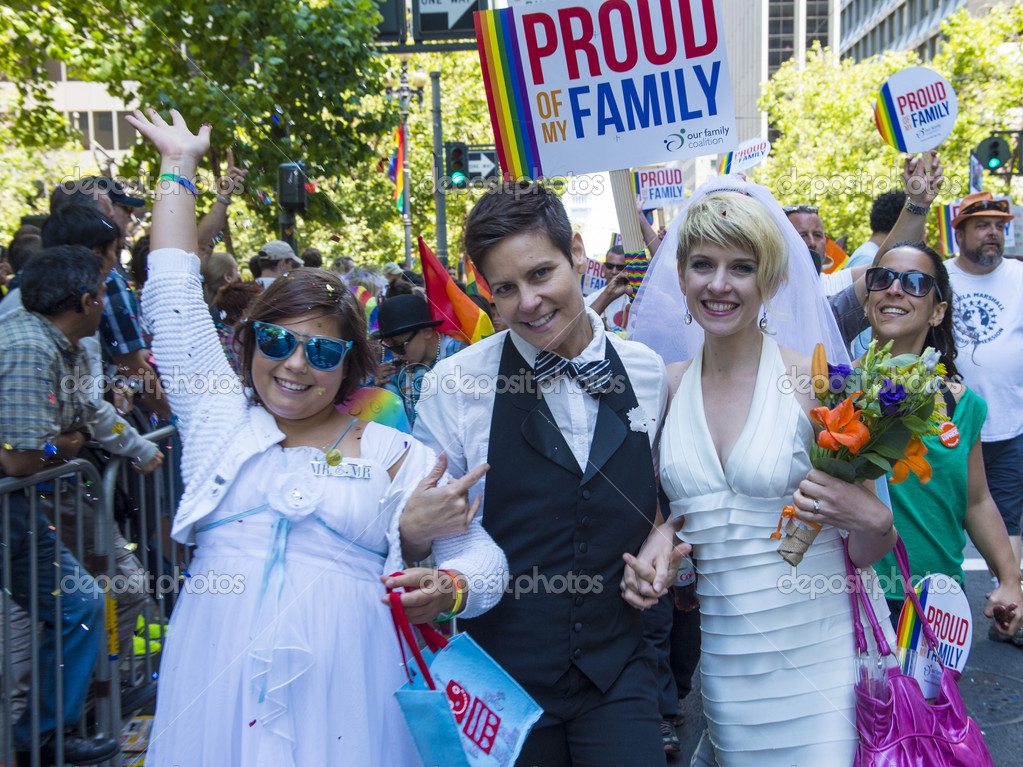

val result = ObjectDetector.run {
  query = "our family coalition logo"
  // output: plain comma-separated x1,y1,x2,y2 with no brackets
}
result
956,293,1004,345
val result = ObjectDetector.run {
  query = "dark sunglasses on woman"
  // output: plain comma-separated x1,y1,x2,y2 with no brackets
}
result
253,321,353,371
865,267,942,300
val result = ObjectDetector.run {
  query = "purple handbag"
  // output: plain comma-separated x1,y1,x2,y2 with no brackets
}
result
844,537,994,767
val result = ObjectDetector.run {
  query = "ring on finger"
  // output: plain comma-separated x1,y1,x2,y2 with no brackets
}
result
812,498,821,513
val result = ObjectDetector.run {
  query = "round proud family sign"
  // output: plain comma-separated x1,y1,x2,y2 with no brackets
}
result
874,66,958,153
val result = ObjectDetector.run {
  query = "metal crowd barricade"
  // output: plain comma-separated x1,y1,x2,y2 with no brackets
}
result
101,424,186,712
0,459,117,767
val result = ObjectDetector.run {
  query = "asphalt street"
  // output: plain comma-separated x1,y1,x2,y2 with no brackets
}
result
672,541,1023,765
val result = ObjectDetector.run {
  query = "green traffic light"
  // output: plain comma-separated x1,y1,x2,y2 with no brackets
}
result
988,157,1001,169
452,172,466,185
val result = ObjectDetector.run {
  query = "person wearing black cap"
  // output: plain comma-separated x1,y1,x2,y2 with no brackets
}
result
376,294,467,426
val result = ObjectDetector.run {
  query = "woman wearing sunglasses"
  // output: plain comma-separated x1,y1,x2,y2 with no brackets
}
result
862,242,1023,638
125,109,508,767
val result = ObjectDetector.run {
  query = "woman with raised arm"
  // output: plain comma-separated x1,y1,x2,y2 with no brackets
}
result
125,108,507,766
624,178,897,765
862,241,1023,639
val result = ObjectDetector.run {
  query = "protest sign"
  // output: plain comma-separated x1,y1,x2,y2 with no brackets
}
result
474,0,737,179
718,137,771,174
634,166,686,209
874,66,958,154
581,257,606,295
896,574,972,700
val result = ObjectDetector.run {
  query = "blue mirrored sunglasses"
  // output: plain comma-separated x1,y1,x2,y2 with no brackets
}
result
253,321,352,371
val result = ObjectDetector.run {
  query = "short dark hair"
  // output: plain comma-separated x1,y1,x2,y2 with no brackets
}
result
462,181,573,278
49,177,108,214
247,255,262,278
130,235,151,287
215,280,263,325
41,204,118,252
233,268,374,405
7,233,43,272
869,191,907,234
21,245,105,316
606,244,625,257
300,247,323,268
385,279,414,298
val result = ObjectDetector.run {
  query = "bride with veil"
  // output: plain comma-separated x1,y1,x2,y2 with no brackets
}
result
622,177,897,766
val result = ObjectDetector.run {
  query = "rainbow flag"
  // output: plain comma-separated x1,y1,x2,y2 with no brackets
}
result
463,256,492,301
339,386,410,433
718,152,734,174
896,576,930,666
936,203,956,255
873,86,906,152
420,237,494,344
474,8,541,180
391,126,405,213
351,285,378,333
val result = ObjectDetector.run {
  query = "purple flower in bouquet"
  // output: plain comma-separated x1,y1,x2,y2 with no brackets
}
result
879,378,907,416
828,362,853,394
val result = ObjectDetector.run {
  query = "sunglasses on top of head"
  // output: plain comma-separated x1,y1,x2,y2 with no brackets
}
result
865,267,942,300
253,322,352,371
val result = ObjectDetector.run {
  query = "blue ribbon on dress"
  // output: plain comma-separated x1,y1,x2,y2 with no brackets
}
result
196,503,386,703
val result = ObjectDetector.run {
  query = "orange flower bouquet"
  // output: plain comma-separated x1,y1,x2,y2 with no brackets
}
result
773,340,945,565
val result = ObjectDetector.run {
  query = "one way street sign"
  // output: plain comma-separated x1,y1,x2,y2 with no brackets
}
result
413,0,480,40
467,146,500,181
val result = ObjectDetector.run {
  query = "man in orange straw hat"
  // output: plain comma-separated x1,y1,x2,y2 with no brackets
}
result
946,190,1023,646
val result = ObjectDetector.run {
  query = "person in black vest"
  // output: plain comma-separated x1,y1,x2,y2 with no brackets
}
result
412,181,683,766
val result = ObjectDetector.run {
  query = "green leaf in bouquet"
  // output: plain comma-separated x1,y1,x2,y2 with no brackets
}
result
862,452,893,473
887,353,922,367
856,463,890,481
901,415,930,433
873,422,913,453
812,455,857,483
872,442,906,461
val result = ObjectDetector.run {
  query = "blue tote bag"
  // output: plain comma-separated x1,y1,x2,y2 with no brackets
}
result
389,592,543,767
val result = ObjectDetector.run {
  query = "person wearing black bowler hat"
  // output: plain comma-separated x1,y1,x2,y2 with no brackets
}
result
413,182,679,766
376,294,467,427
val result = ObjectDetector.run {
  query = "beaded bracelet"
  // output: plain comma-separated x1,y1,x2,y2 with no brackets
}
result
435,569,466,622
158,173,198,199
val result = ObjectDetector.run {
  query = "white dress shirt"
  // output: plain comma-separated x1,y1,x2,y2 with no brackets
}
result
414,308,668,502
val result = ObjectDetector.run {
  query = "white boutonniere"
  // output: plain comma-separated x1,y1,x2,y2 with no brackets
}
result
627,406,652,434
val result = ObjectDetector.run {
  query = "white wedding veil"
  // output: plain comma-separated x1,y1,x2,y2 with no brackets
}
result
628,175,850,366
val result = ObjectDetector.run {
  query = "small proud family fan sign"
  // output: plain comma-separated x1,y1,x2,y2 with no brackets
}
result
473,0,737,272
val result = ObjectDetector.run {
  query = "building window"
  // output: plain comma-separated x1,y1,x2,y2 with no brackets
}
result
117,112,138,151
95,111,114,150
73,111,90,149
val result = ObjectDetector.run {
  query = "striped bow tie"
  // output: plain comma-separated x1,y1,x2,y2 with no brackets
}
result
533,350,614,396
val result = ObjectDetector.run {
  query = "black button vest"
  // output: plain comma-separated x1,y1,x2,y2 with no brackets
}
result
460,335,657,693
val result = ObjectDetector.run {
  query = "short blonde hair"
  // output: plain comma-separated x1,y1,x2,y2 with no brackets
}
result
676,192,788,307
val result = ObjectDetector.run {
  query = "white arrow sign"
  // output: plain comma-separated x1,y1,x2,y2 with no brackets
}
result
418,0,476,28
469,153,496,178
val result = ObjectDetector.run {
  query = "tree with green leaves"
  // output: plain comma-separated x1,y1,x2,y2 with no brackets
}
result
755,2,1022,251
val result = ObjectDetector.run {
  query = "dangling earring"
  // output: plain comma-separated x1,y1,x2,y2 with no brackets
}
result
682,295,692,325
759,308,770,332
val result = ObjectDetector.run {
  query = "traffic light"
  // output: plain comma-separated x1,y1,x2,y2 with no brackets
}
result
445,141,468,189
974,136,1011,172
278,161,307,211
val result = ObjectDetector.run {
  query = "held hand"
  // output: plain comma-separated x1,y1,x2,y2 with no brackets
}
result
124,108,211,164
605,271,634,301
985,580,1023,637
792,470,892,537
620,522,690,610
381,568,460,624
132,450,165,475
217,148,247,197
400,454,489,552
376,361,396,384
903,151,944,206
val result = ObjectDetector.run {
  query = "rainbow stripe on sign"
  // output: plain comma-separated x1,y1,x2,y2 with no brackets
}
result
475,9,541,180
625,251,648,292
718,152,733,174
874,83,906,152
896,576,930,660
936,203,956,255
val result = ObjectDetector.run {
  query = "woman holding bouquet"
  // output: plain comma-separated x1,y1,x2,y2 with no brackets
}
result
624,178,897,766
862,242,1023,638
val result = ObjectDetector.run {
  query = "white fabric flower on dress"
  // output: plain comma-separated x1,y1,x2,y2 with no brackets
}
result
267,473,324,523
627,406,652,434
